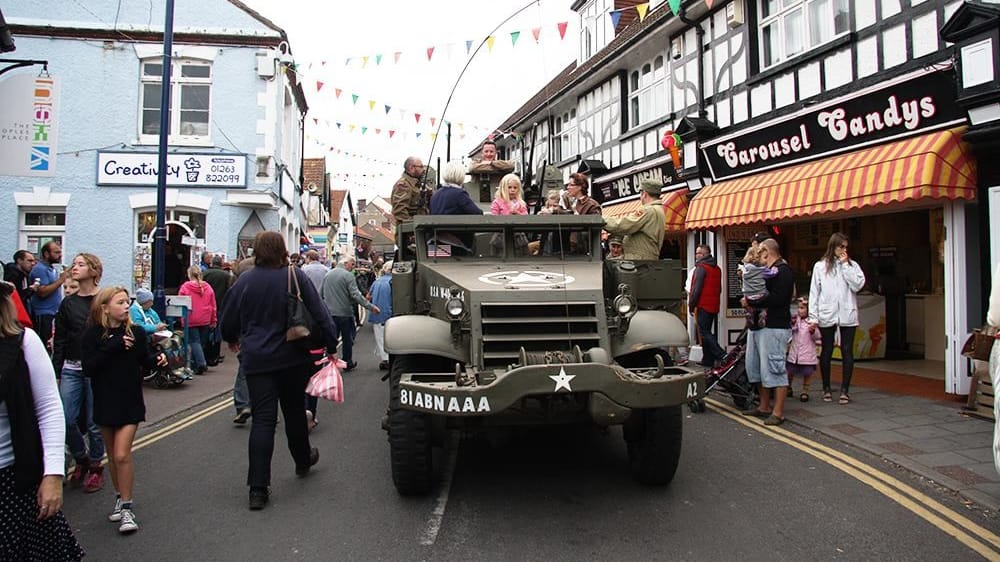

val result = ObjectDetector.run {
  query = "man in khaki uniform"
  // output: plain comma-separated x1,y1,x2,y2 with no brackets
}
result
391,156,430,223
467,140,515,175
603,179,665,260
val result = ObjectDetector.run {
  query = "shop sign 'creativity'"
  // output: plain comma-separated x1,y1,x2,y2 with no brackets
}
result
0,73,58,177
701,69,965,181
97,152,248,187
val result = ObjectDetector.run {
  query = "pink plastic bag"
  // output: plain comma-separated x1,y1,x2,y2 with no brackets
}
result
306,357,346,403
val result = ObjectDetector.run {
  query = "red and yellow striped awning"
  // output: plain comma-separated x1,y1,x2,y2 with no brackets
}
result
602,188,689,233
686,128,977,229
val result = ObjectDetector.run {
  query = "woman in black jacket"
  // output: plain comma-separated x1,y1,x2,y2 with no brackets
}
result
220,231,340,510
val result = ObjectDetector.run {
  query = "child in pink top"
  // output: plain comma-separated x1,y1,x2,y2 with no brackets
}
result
178,265,217,374
490,173,528,216
787,298,821,402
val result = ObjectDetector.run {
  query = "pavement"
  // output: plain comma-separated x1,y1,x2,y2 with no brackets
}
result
722,363,1000,512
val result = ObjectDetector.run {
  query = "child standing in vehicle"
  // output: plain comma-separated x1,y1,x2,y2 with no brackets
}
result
490,174,528,216
786,298,821,402
80,286,167,534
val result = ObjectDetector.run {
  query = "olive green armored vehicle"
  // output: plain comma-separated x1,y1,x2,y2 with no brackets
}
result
384,214,704,495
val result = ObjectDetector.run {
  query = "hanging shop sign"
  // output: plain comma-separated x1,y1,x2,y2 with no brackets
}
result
0,73,59,177
701,69,966,181
97,151,248,187
592,152,680,204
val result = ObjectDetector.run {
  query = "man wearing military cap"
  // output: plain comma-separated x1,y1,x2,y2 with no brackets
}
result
607,235,624,259
603,179,665,260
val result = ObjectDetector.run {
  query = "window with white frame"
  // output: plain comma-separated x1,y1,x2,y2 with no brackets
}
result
553,109,577,162
19,210,66,255
760,0,850,69
628,55,667,129
139,58,212,143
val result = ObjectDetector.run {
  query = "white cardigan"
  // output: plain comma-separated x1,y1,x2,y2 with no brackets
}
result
807,259,866,328
989,262,1000,328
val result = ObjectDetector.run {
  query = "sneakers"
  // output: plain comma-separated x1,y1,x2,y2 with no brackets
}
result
249,487,270,510
118,508,138,533
68,458,88,487
233,408,252,425
108,496,123,522
295,447,320,477
82,466,105,493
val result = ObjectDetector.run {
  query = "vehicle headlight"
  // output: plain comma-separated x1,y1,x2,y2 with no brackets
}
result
446,297,465,318
614,294,636,317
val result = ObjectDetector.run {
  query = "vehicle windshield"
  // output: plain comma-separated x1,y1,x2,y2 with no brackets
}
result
418,225,599,260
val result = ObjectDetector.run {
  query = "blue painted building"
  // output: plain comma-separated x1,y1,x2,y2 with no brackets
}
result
0,0,308,292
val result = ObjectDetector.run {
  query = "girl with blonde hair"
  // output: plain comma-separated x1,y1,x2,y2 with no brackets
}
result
81,286,166,533
490,173,528,216
179,265,217,375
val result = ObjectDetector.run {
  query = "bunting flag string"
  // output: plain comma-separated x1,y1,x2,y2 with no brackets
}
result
636,2,650,21
609,3,657,30
510,30,520,47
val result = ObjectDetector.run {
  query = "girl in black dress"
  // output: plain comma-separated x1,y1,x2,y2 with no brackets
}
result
81,286,166,534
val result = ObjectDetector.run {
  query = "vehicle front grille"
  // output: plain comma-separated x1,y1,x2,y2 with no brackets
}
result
479,301,601,369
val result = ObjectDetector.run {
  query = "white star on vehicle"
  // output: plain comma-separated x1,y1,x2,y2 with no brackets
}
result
549,367,575,392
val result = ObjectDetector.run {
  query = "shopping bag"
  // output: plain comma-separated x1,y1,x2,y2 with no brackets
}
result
306,357,346,402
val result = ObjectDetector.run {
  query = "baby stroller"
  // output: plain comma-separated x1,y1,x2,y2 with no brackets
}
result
142,330,192,388
688,327,756,413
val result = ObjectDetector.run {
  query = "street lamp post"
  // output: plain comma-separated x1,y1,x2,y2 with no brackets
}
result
152,0,175,317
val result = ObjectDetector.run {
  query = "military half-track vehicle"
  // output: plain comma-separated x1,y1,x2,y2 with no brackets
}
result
384,214,704,495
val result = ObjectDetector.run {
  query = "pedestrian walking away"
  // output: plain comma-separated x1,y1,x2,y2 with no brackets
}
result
320,256,380,372
81,286,168,534
688,244,725,368
220,231,341,510
202,254,234,366
179,266,217,375
368,261,394,371
808,232,866,404
52,252,107,493
0,281,85,560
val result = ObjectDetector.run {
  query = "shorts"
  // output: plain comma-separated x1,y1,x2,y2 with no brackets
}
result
746,328,791,388
786,362,816,378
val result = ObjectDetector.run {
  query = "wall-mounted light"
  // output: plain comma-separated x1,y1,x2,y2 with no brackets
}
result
256,156,271,177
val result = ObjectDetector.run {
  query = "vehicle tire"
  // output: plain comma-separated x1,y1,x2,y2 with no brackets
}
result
687,399,706,413
623,405,683,485
153,373,168,389
388,408,433,495
387,354,445,496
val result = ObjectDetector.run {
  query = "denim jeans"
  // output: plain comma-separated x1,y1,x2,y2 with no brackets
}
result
696,309,727,366
188,325,210,370
60,367,104,462
233,364,250,413
332,316,356,363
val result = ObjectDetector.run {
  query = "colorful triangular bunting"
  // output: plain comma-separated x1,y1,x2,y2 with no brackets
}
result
637,2,650,21
557,22,568,39
510,30,520,47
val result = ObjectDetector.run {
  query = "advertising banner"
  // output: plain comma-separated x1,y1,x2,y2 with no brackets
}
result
97,152,248,187
0,73,58,177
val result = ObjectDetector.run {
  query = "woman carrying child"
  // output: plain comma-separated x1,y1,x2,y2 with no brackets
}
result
787,298,821,402
81,287,167,534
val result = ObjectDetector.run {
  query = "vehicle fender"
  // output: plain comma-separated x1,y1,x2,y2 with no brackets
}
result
384,315,470,364
612,310,689,357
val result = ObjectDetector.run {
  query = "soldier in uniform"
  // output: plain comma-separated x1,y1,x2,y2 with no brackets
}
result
607,235,624,259
603,179,665,261
391,156,431,224
467,140,515,175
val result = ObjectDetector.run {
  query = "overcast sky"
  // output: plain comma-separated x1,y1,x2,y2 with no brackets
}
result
242,0,580,201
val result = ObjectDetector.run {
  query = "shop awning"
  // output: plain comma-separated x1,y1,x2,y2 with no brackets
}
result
601,188,689,233
686,127,977,229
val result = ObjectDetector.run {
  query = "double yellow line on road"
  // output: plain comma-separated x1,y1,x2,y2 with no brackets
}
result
131,397,233,452
707,398,1000,561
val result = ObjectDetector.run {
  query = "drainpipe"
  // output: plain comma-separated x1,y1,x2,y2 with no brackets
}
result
678,7,706,118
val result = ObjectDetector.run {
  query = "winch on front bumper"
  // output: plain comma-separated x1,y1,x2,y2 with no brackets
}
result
397,361,705,422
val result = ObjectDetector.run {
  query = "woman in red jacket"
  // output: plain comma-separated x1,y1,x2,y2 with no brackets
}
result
179,266,216,375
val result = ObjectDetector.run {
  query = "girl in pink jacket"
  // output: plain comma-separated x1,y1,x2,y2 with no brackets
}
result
787,298,821,402
179,265,217,375
490,174,528,216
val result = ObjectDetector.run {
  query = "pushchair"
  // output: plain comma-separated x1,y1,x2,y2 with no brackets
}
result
142,330,192,388
688,327,756,413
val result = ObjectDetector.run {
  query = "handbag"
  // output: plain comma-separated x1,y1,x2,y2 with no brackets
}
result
286,266,323,348
962,326,998,362
306,356,346,402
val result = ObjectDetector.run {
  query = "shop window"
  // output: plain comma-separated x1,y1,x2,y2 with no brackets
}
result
139,58,212,144
760,0,850,69
19,209,65,255
628,55,668,129
136,210,206,244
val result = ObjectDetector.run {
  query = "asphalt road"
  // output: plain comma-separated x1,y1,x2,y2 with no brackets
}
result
58,326,1000,561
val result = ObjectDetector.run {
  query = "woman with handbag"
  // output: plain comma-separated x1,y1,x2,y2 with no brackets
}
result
219,231,340,510
988,262,1000,475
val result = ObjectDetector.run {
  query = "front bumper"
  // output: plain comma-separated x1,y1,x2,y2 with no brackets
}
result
398,363,704,416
